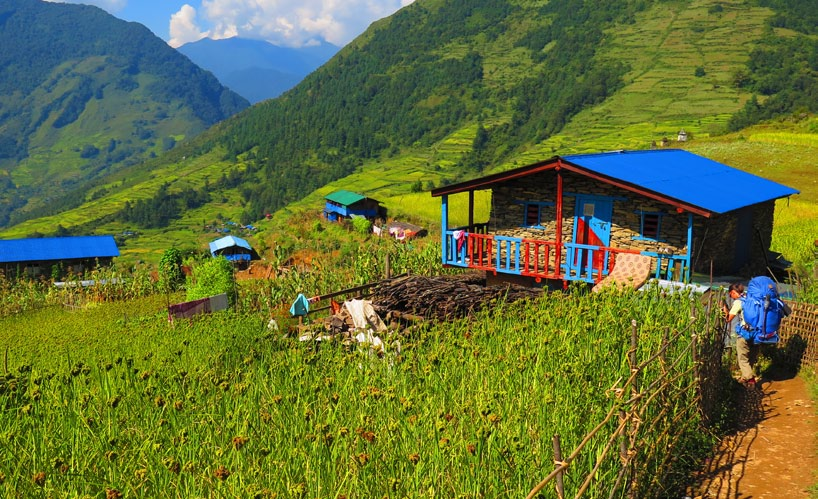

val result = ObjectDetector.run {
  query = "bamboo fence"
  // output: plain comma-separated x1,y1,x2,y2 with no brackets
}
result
525,294,726,499
779,300,818,367
525,296,818,499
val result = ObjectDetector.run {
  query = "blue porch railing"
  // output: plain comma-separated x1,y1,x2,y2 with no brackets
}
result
443,230,691,283
641,251,689,281
562,242,614,283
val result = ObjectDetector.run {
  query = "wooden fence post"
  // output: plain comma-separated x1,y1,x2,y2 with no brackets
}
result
630,319,639,396
625,319,639,497
553,434,565,499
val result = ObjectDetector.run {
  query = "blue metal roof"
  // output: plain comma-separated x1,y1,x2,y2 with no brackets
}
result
209,235,258,258
563,149,799,214
0,235,120,264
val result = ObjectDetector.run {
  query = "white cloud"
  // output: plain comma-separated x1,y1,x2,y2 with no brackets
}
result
199,0,415,47
169,4,210,48
44,0,127,11
48,0,416,48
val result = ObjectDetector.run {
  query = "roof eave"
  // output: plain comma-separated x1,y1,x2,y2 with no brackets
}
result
430,156,560,197
558,160,715,218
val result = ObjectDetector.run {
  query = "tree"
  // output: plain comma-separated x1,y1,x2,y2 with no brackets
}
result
159,247,185,292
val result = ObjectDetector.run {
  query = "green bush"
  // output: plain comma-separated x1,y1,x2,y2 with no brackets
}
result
351,216,372,235
186,256,236,302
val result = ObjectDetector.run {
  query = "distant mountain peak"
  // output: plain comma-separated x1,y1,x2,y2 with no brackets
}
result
0,0,249,227
177,37,340,103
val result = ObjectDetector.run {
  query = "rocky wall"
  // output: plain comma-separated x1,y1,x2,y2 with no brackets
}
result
487,171,693,255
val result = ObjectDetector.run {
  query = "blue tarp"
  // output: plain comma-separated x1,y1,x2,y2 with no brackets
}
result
209,235,259,260
290,293,310,317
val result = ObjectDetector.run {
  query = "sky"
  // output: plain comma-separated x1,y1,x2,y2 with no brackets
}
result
47,0,415,48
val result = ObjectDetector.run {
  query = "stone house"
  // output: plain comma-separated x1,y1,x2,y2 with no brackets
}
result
430,149,798,287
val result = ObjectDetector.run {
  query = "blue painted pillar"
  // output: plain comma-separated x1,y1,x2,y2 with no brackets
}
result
685,212,694,282
441,194,449,264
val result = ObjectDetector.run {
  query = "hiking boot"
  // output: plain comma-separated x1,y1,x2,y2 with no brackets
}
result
740,377,759,389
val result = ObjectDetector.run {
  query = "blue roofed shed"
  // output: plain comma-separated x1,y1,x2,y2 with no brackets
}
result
431,149,799,286
0,235,120,276
323,190,384,222
209,235,260,264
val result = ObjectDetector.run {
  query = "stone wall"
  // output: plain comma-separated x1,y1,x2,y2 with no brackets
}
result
692,201,775,275
488,170,692,255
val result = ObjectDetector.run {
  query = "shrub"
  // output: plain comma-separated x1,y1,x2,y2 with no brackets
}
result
351,216,372,235
186,257,236,303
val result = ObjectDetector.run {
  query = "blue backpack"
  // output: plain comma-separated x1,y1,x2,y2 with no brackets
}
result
737,276,788,343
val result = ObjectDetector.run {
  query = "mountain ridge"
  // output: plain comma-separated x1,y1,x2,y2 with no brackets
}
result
177,37,339,103
0,0,249,226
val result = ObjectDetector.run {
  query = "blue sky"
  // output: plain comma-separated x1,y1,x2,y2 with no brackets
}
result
48,0,415,48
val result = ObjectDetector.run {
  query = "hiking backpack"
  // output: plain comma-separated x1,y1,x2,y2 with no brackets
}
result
737,276,788,343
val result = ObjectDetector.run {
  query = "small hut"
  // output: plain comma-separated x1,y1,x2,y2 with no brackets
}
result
323,190,385,222
209,235,260,267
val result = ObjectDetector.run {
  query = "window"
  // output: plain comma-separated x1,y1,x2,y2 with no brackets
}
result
517,201,553,228
526,204,540,226
634,211,664,241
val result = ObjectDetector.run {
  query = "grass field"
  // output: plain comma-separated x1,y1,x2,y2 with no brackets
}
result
0,276,724,498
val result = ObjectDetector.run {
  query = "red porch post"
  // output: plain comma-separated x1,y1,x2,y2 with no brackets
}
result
555,161,564,278
468,190,474,232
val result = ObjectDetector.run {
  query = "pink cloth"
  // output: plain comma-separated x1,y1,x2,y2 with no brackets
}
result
453,230,466,252
168,297,210,320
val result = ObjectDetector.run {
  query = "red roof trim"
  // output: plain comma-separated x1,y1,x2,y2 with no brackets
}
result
430,157,560,197
430,156,713,218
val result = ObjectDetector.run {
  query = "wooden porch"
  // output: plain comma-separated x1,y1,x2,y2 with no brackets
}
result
442,227,690,285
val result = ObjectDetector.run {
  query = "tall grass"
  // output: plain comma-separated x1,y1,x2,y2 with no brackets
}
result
0,275,721,497
0,263,161,318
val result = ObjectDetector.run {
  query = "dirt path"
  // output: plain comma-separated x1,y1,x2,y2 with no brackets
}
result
694,371,818,498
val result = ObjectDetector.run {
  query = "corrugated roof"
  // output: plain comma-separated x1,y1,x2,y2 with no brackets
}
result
325,189,366,206
431,149,798,215
0,235,120,264
209,235,254,255
562,149,798,214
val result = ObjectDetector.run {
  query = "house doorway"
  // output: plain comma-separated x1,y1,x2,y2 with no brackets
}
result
572,195,613,270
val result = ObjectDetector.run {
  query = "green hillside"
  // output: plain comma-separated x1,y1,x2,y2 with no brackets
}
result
2,0,818,266
0,0,249,227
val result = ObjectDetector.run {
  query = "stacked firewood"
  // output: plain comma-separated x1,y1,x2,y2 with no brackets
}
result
369,273,543,321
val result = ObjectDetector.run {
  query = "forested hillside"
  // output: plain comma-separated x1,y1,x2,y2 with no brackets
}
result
0,0,249,227
195,0,818,224
728,0,818,130
215,0,652,221
2,0,818,263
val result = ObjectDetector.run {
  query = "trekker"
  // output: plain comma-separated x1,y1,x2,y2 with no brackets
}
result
721,282,743,349
724,282,759,385
725,276,791,387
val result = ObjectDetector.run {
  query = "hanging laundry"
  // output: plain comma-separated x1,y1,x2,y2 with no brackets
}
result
453,230,466,252
289,293,310,317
